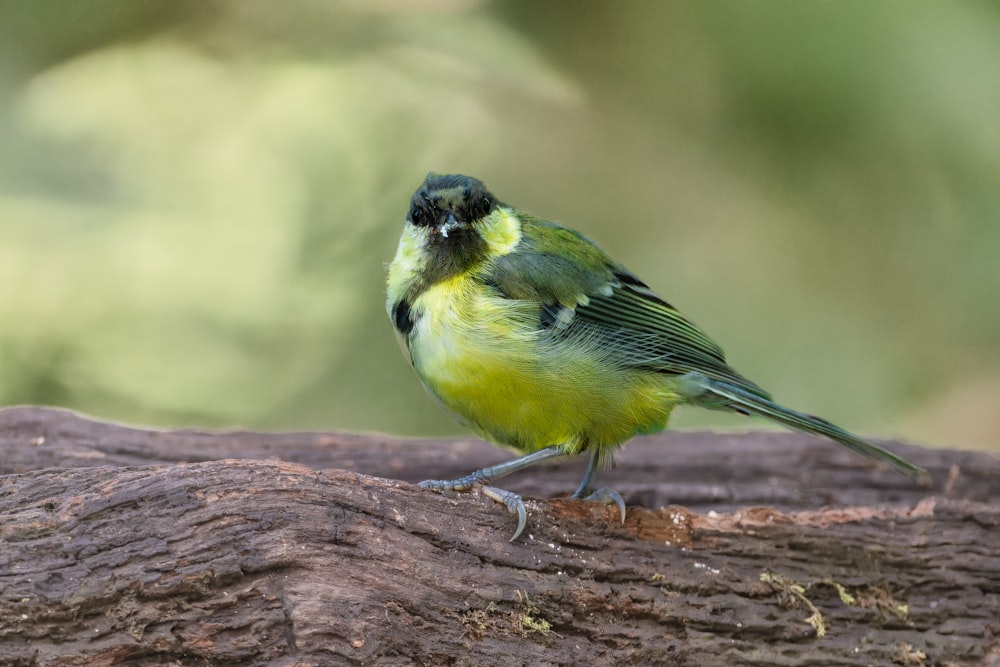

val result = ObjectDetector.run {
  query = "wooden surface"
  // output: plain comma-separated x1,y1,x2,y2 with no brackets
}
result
1,406,997,666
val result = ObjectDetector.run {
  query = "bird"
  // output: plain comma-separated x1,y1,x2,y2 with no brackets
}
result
386,172,927,540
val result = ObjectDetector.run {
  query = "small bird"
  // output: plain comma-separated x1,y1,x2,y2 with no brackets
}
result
386,173,927,540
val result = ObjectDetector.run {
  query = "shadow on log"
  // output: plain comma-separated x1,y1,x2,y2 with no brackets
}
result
1,406,997,666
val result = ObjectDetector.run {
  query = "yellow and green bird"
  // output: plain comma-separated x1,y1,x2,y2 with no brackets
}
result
386,173,926,540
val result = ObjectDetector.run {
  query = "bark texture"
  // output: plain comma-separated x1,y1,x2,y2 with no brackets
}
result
0,406,997,666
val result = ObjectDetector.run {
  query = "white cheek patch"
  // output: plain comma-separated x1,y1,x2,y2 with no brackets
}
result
480,208,522,256
395,225,430,271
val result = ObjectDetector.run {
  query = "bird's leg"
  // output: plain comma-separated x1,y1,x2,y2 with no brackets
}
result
570,449,627,524
570,448,601,498
419,445,568,541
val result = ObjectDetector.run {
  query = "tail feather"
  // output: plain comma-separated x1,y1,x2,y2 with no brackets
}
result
699,377,928,481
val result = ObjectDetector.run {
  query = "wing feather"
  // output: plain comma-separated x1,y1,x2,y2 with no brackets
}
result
576,280,767,393
482,214,769,398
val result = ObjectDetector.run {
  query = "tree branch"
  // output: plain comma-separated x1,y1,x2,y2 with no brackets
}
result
1,406,996,666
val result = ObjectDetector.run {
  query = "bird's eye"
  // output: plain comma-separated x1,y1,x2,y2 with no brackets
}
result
410,206,423,224
482,197,492,210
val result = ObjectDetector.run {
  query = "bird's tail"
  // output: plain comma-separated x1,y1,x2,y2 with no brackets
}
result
694,376,928,482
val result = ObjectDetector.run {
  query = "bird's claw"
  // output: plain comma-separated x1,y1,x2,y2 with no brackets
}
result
480,486,528,541
418,478,528,541
574,486,627,524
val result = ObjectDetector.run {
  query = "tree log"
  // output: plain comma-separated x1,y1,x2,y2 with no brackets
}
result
0,406,997,666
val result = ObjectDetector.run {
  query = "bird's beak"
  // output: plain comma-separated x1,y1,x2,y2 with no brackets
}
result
439,212,461,238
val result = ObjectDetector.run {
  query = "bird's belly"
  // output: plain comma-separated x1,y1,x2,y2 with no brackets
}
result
409,283,678,453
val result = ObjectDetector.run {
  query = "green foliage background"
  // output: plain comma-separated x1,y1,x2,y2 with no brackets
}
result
1,0,998,450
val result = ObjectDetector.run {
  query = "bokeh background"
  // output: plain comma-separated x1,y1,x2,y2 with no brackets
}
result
1,0,998,451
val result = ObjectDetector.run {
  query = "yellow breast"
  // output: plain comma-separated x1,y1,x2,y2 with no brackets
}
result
408,275,679,455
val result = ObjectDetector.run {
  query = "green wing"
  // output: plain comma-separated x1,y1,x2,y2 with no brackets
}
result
484,214,769,397
481,214,929,480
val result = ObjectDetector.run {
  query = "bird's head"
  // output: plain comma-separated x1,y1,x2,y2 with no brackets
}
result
393,173,517,289
407,173,499,240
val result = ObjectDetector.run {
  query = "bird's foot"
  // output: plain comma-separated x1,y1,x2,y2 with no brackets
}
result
571,486,627,524
418,471,486,493
419,477,528,541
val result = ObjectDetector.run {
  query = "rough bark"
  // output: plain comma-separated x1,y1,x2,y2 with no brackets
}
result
0,406,997,666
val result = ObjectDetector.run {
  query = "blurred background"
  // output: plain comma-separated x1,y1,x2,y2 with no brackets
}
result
1,0,998,451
